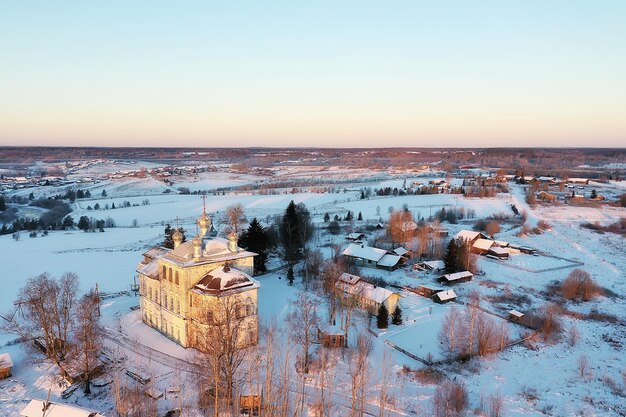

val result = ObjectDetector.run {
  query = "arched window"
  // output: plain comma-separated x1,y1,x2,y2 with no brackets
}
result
176,298,180,314
162,265,166,279
168,268,173,282
175,271,179,285
169,292,174,311
164,293,168,309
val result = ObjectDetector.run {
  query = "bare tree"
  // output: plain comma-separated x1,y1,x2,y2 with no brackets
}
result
287,291,320,373
578,354,590,380
193,296,253,415
432,380,468,417
561,269,602,301
438,307,463,357
222,203,246,234
348,332,373,417
485,221,501,238
7,272,79,365
72,294,103,394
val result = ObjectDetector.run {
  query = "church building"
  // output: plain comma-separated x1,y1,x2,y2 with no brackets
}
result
137,205,259,350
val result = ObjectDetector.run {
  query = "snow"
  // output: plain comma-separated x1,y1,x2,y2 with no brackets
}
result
342,243,386,263
0,353,13,368
20,399,105,417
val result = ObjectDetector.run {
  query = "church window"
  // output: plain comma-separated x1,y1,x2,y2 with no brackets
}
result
175,271,179,285
164,293,168,309
162,265,166,279
176,298,180,314
168,268,173,282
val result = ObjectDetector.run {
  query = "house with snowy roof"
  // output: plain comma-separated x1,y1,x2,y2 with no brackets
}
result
342,243,403,270
0,353,13,379
454,230,487,244
437,271,474,285
138,203,258,350
335,273,401,316
21,399,105,417
433,289,457,304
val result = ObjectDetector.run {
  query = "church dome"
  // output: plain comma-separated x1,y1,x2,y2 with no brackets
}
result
194,265,256,294
198,211,211,237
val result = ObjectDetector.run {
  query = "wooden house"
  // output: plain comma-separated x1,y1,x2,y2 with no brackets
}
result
317,327,346,348
21,399,105,417
437,271,474,285
433,289,457,304
335,273,401,316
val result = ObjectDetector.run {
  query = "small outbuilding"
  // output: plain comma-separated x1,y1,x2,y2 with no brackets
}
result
437,271,474,285
488,246,510,259
508,310,525,323
346,232,366,242
433,289,457,304
472,239,496,255
0,353,13,379
317,326,346,348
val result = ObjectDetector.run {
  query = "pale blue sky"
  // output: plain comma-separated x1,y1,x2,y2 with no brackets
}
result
1,1,625,147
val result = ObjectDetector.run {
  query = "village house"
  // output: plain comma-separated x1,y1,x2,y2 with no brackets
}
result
0,353,13,379
414,260,445,273
345,232,366,242
433,289,457,304
342,243,403,270
138,205,259,350
454,230,487,245
438,271,474,285
21,399,105,417
335,273,401,316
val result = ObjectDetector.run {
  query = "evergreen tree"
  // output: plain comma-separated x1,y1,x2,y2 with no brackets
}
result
360,190,365,199
62,215,74,229
101,189,107,197
0,195,6,211
357,211,363,221
78,216,91,231
28,192,35,200
163,224,186,249
85,190,91,198
391,305,403,325
377,304,389,329
345,210,353,221
94,203,100,210
444,239,459,273
590,189,597,199
111,203,115,209
287,265,294,286
76,189,85,199
239,218,269,274
323,212,330,222
280,201,302,263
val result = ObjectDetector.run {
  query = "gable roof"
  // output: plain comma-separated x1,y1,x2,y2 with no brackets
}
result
440,271,473,282
335,278,399,305
422,260,445,270
434,289,457,302
338,272,361,285
393,247,409,256
21,399,105,417
473,239,496,251
455,230,485,242
342,243,387,263
377,254,402,268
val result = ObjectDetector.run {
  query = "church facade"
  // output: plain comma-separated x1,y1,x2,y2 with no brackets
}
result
137,207,259,349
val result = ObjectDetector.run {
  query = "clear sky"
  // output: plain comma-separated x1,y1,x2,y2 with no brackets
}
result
1,1,625,148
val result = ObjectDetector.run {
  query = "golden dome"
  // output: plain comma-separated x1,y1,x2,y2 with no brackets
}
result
192,234,202,246
172,229,183,243
198,211,211,236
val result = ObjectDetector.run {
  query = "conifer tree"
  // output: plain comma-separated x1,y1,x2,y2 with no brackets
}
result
323,212,330,222
357,211,363,221
239,218,269,274
287,265,294,286
391,305,403,325
0,195,6,211
377,304,389,329
444,239,459,274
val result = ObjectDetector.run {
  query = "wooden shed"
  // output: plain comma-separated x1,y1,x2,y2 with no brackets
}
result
0,353,13,379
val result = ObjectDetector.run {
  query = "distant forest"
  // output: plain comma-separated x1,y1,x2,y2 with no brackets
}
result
1,147,625,179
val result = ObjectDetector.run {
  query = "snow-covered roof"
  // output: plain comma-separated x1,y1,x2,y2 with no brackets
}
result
342,243,387,263
393,247,409,256
194,265,258,294
163,237,256,266
434,289,457,301
137,259,159,278
338,272,361,285
455,230,483,242
422,260,445,270
509,310,525,318
142,247,169,259
488,246,509,256
494,240,509,247
346,233,365,240
0,353,13,368
377,254,402,268
537,176,555,181
440,271,473,282
336,279,399,305
20,399,105,417
473,239,495,251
